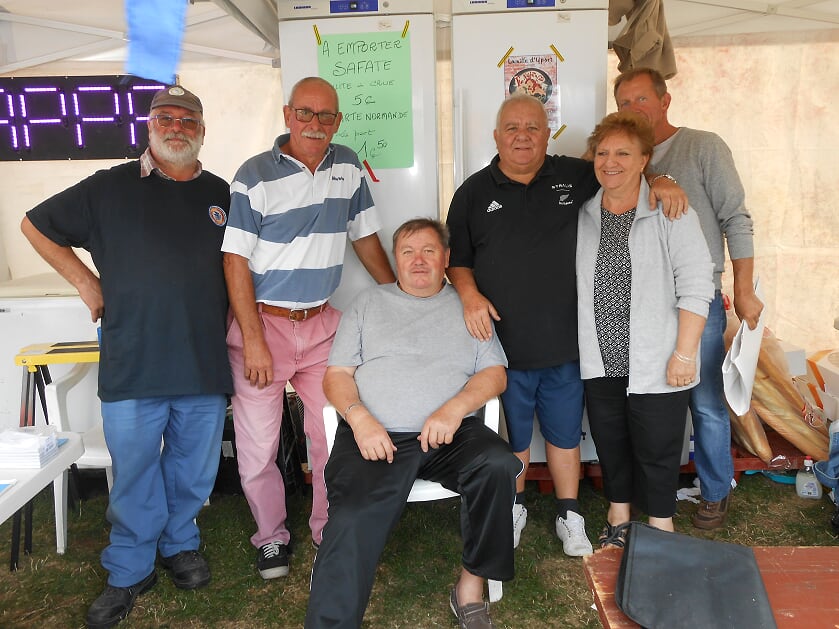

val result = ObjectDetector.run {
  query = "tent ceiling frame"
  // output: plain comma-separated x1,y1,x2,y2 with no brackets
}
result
0,10,273,75
1,0,836,74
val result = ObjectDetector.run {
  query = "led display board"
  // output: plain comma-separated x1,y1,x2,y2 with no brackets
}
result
0,76,167,161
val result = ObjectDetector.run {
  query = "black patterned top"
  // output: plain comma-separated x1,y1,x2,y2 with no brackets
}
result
593,207,636,377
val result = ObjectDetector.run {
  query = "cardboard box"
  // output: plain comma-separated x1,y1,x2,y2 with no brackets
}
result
795,375,838,422
822,390,839,422
807,349,839,397
778,339,807,377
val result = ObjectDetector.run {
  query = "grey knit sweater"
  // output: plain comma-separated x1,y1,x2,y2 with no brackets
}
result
651,127,754,289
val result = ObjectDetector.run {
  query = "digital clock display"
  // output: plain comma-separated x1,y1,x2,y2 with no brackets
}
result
0,75,167,162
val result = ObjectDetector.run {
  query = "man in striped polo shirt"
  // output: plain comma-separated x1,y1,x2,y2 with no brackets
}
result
221,76,395,580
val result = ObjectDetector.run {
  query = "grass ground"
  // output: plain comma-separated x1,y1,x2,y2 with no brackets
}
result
1,471,837,628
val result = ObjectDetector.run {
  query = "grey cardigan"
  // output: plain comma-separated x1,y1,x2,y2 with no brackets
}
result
576,177,715,394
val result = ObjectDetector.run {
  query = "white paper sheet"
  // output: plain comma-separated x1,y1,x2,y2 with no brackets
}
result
722,278,766,415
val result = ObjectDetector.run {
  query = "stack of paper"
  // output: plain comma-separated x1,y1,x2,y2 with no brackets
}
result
0,426,59,468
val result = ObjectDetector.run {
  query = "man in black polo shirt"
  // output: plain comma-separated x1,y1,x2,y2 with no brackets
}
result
22,85,232,629
446,93,685,556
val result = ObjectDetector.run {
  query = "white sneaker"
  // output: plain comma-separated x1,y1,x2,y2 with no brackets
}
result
555,511,593,557
512,503,528,549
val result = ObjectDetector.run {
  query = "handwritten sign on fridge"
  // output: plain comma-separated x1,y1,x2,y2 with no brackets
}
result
318,32,414,169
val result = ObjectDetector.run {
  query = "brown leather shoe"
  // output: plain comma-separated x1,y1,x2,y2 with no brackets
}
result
692,494,730,530
450,587,496,628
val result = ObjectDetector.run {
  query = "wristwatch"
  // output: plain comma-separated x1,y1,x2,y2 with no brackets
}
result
651,173,677,186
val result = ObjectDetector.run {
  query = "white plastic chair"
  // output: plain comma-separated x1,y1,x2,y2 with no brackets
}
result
322,398,504,602
45,362,112,554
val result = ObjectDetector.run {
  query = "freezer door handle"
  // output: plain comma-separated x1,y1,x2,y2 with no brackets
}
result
453,88,465,190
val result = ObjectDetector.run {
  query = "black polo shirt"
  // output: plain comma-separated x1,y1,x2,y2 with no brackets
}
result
447,154,598,370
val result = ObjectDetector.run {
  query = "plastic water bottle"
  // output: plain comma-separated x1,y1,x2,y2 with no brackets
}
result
796,456,823,499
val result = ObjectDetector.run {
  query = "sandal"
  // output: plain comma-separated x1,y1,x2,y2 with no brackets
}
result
598,522,631,549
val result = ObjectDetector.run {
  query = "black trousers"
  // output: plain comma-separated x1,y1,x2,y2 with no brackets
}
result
305,417,521,629
584,377,690,518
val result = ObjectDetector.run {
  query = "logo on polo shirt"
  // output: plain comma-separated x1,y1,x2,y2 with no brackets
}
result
486,200,502,213
552,183,574,206
208,206,227,226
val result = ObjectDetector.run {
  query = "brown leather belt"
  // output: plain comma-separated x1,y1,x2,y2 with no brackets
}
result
259,302,328,322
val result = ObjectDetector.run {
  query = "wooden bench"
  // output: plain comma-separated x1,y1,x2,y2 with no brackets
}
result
583,545,839,627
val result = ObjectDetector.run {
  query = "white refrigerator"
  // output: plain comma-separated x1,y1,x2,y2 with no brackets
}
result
277,0,439,311
451,0,608,183
451,0,608,462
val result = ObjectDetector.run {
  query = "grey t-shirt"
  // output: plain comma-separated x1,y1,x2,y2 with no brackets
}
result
328,283,508,432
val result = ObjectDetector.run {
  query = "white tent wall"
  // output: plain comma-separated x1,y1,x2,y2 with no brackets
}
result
0,9,837,355
604,29,839,352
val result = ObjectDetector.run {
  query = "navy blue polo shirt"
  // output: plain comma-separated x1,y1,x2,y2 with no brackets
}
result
27,161,233,402
447,154,598,370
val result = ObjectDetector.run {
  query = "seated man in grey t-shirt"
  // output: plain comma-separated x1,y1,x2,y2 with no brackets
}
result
305,218,523,629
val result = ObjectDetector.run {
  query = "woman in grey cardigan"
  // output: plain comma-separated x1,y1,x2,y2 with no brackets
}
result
576,112,714,547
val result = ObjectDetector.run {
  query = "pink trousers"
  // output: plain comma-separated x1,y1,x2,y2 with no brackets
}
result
227,304,340,548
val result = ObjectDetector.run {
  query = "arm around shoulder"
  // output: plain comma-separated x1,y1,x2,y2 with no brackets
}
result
351,234,395,284
647,173,688,217
447,266,500,341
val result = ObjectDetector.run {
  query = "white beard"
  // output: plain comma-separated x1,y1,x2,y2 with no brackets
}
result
148,129,202,169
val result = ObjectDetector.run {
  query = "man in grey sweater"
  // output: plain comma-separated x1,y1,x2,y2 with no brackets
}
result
614,68,763,529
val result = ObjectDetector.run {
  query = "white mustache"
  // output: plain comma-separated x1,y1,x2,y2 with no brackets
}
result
302,130,327,140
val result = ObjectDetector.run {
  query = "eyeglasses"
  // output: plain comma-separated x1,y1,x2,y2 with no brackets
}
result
150,114,203,132
291,108,338,126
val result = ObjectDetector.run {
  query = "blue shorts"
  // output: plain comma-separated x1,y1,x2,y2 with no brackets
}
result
501,361,584,452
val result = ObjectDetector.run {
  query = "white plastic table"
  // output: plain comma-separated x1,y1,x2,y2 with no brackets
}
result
0,432,83,569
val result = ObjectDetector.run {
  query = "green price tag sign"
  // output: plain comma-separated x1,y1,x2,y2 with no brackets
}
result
318,32,414,169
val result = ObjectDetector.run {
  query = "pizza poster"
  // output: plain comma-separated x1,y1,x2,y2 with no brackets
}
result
504,54,561,132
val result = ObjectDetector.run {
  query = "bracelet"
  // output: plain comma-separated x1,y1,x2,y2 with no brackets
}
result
650,173,677,186
673,350,696,364
343,402,363,419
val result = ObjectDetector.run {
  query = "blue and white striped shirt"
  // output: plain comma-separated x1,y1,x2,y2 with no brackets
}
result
222,134,382,308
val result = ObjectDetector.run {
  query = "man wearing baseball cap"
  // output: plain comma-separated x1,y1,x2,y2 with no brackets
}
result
22,84,232,629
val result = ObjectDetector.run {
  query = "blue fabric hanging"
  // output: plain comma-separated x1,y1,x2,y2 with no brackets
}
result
125,0,187,84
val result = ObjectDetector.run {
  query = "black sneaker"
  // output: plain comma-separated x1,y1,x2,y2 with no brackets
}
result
86,571,157,629
257,541,289,579
159,550,211,589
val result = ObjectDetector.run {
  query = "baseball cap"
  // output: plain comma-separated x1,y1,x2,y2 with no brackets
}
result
150,85,203,114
